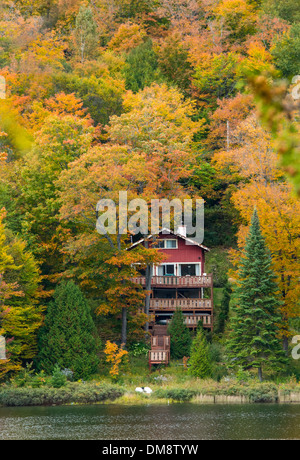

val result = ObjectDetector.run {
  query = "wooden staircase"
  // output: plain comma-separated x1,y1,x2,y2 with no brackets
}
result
148,325,170,371
152,325,168,336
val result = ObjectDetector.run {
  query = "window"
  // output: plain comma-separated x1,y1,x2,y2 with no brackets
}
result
180,264,197,276
165,239,177,249
157,264,175,276
164,264,175,276
153,239,178,249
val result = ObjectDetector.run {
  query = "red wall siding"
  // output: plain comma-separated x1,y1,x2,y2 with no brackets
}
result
157,235,205,273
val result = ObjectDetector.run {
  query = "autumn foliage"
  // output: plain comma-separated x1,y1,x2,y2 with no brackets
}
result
104,341,128,379
0,0,299,380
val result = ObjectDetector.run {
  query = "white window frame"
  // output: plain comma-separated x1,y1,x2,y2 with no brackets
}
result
178,263,201,276
156,239,178,249
155,262,202,276
157,263,175,276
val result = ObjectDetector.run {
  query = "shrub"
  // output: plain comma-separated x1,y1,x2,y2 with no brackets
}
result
51,365,67,388
0,383,125,407
104,341,128,380
129,342,150,357
155,388,196,402
246,383,278,403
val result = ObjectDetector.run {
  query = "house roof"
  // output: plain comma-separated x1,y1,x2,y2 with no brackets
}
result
127,228,210,252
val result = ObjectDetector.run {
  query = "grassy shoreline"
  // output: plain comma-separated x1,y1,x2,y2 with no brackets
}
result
1,356,299,408
1,380,300,407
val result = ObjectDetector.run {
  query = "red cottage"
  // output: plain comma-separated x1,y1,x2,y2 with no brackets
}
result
130,226,213,333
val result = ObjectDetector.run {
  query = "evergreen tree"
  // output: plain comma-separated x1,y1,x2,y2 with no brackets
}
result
51,364,67,388
215,281,232,334
124,39,161,92
188,327,212,379
167,307,192,359
37,281,99,380
226,209,286,381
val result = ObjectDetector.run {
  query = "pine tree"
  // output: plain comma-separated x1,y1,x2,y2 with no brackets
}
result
167,307,192,359
124,39,160,92
37,281,99,380
215,281,232,334
188,327,212,379
226,209,286,381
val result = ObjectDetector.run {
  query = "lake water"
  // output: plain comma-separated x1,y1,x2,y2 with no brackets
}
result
0,403,299,440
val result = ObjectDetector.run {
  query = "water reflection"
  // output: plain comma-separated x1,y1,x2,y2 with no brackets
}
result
0,404,299,440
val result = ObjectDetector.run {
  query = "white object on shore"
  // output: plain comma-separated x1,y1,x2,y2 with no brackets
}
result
135,387,144,393
135,386,152,394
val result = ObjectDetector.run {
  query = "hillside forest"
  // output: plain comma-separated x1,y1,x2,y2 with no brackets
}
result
0,0,299,383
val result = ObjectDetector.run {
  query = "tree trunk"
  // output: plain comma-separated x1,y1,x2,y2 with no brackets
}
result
144,264,152,334
143,238,152,336
121,307,127,346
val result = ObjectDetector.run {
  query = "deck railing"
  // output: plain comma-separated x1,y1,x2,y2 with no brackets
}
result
150,298,212,310
149,350,169,365
166,315,212,326
132,275,213,287
149,335,170,370
151,335,170,350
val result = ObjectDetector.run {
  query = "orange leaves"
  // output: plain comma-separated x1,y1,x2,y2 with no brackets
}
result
207,92,254,149
213,114,282,183
104,340,128,378
24,92,93,132
45,92,91,120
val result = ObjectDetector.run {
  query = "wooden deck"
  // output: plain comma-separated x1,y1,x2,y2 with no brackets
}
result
132,275,213,288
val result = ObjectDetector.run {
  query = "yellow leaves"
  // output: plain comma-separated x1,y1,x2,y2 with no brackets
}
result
104,341,128,378
212,0,257,38
24,31,66,72
0,360,22,382
0,212,18,274
121,83,198,127
108,22,146,54
0,100,33,156
109,84,204,190
237,41,278,78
